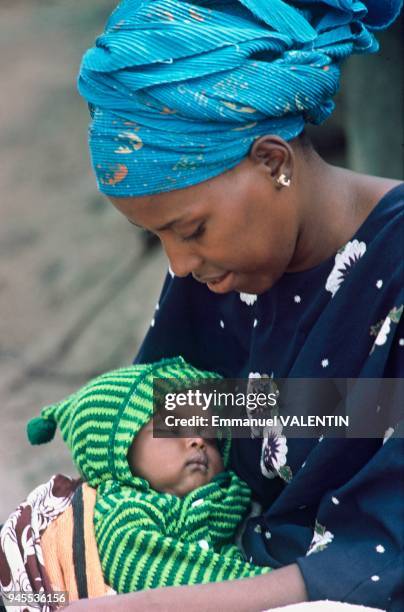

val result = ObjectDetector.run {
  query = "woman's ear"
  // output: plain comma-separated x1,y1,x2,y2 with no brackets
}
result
249,135,294,188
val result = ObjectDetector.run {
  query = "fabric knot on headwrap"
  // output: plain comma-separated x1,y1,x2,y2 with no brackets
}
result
78,0,402,197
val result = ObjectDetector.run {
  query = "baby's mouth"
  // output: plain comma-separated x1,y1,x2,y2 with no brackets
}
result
185,452,208,472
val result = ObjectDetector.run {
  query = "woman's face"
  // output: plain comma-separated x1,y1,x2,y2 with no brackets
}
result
109,154,299,295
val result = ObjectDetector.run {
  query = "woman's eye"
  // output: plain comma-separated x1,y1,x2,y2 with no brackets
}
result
182,224,205,242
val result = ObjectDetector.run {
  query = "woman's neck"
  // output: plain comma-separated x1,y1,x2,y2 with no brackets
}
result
287,150,400,272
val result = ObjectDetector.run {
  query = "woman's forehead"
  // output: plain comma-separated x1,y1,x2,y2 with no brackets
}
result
109,191,186,227
108,173,226,227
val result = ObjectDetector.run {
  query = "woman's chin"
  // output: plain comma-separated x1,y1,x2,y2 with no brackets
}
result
236,275,275,296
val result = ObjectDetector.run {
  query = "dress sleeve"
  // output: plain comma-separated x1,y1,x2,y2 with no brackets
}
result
296,437,404,610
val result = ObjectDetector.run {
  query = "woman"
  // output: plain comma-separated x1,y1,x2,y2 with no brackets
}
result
71,0,403,609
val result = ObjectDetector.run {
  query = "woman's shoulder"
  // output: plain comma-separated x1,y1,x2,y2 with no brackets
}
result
351,177,403,246
354,174,403,212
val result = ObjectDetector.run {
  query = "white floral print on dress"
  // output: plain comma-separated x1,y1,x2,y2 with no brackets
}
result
375,317,391,346
260,425,289,481
247,372,279,438
383,427,394,444
325,239,367,297
306,520,334,556
248,372,261,380
239,292,257,306
370,305,403,353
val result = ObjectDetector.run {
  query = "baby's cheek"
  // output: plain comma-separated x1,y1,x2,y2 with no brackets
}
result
211,452,225,476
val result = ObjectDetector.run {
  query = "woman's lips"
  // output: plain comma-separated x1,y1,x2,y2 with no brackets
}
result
193,271,235,294
206,271,234,294
204,272,227,285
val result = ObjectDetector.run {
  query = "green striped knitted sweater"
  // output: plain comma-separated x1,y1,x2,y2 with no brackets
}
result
27,357,270,593
95,472,269,592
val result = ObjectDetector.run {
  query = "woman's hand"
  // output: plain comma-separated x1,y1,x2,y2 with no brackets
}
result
65,564,307,611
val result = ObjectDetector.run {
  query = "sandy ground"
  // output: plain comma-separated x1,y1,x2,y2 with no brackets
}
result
0,1,167,519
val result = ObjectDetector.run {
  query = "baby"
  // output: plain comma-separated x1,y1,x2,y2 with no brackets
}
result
27,356,269,595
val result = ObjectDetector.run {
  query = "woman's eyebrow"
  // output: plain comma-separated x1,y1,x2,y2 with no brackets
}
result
127,217,187,232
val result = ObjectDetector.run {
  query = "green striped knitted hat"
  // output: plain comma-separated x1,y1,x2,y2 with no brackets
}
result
27,357,222,488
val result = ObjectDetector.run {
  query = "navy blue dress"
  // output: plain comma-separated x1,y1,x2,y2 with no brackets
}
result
135,183,404,609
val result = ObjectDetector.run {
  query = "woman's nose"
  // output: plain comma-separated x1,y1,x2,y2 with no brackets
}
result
161,238,203,278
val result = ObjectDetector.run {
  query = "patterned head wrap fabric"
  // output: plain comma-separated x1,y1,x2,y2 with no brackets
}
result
78,0,402,197
26,356,224,486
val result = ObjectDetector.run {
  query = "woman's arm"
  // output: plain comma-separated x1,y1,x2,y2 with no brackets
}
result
66,563,307,611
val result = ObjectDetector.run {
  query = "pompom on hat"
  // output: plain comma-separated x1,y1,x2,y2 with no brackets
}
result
27,414,57,445
27,357,222,488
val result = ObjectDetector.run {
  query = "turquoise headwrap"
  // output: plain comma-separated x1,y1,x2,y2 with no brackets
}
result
78,0,402,197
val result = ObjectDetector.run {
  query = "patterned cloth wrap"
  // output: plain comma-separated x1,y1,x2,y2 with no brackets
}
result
78,0,402,196
25,357,270,595
0,475,80,612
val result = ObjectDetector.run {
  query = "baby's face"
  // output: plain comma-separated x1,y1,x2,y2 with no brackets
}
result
127,418,224,497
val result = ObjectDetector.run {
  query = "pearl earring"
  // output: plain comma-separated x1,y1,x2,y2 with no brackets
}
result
276,173,291,187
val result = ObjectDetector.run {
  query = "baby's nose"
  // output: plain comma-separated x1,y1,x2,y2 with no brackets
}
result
187,437,206,449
